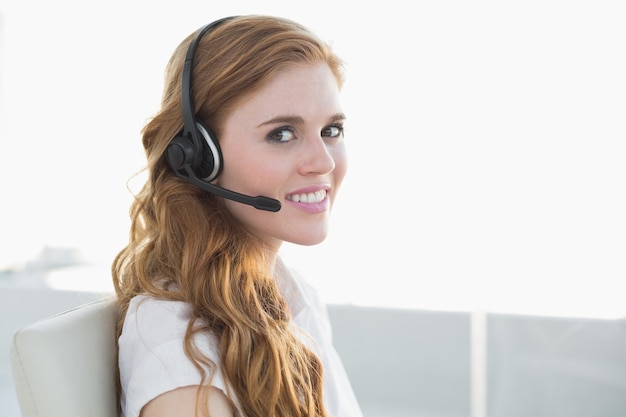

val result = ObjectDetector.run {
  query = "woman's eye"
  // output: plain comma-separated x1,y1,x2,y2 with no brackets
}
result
322,125,344,139
267,127,296,143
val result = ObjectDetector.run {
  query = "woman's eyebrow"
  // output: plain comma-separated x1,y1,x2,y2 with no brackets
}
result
257,115,304,127
330,112,347,122
257,113,346,128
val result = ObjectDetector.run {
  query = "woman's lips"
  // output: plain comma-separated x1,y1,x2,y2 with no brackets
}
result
285,186,330,212
286,189,327,203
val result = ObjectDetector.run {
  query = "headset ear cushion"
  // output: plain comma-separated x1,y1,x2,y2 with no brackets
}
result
194,122,223,181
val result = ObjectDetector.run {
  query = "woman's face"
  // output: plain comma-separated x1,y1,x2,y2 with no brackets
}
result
216,63,347,250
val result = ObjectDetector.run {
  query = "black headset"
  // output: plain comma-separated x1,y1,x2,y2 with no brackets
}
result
165,16,282,212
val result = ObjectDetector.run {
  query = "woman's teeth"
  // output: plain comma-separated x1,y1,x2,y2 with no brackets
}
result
287,190,327,203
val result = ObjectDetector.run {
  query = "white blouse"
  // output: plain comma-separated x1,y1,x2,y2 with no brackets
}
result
118,259,363,417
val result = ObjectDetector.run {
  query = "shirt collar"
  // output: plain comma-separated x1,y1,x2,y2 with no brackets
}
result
274,256,310,319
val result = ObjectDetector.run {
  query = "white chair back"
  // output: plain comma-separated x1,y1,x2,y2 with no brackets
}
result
10,298,118,417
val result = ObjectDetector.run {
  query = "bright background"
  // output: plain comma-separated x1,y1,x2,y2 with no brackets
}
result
1,0,625,318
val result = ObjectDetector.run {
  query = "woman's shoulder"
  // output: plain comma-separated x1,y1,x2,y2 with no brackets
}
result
118,295,227,417
120,294,222,362
122,295,192,345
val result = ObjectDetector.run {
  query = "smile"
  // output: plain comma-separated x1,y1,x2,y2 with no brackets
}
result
286,189,327,203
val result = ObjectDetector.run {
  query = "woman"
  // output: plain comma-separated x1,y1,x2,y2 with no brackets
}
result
112,15,362,417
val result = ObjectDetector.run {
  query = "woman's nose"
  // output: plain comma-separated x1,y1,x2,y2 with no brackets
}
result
298,135,336,176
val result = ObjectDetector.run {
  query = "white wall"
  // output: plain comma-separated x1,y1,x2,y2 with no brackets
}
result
0,0,625,319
